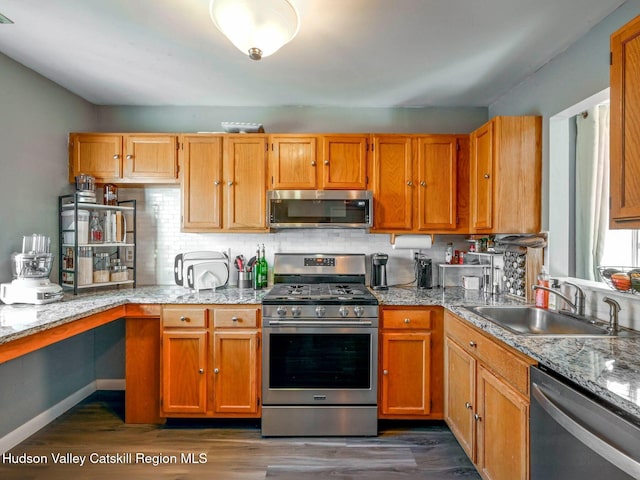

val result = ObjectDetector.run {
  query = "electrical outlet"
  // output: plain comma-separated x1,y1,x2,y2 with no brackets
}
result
125,247,134,262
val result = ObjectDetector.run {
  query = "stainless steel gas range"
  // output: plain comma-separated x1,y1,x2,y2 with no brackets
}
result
261,253,379,437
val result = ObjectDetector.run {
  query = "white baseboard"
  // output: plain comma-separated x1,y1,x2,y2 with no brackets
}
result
96,378,125,390
0,381,96,454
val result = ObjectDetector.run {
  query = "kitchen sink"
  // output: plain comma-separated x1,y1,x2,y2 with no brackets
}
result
467,306,622,336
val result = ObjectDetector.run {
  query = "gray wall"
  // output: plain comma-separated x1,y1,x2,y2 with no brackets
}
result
489,0,640,232
95,105,487,134
0,53,108,439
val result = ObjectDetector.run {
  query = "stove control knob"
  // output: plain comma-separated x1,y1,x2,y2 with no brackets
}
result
291,306,302,317
339,306,350,317
315,306,326,317
276,306,288,317
353,306,364,317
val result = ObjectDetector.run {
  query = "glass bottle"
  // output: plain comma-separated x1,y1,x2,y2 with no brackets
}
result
89,211,103,243
253,245,262,290
259,244,268,287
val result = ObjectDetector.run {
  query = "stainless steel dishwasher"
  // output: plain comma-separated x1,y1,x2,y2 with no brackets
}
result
530,365,640,479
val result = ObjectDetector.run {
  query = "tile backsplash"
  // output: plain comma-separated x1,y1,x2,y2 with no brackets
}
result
119,188,470,287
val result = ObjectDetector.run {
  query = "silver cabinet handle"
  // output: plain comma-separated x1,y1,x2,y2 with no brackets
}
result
213,180,221,186
311,161,316,166
324,160,329,165
420,181,426,187
180,316,187,322
404,318,411,324
231,316,239,322
113,154,120,159
465,402,472,409
227,181,233,186
483,173,490,179
532,383,640,478
126,154,133,160
214,368,219,374
474,413,481,421
383,370,389,375
469,341,477,347
198,368,204,374
407,181,413,186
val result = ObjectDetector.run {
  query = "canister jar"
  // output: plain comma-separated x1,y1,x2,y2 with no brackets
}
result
77,246,93,286
103,184,118,206
93,252,110,283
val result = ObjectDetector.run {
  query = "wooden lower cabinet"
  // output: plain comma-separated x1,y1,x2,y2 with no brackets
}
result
210,306,261,417
160,305,261,418
379,306,443,419
444,310,535,480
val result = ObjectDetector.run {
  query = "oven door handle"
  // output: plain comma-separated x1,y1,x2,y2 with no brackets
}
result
266,320,373,327
532,382,640,478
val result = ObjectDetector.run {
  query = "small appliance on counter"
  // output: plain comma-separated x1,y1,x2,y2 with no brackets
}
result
0,234,64,305
415,254,433,289
370,253,389,290
173,251,229,291
74,173,96,204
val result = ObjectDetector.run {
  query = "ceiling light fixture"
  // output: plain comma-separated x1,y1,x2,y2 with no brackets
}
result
209,0,299,61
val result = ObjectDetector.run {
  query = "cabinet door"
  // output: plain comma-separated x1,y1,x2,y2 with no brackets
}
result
380,331,431,416
610,15,640,227
470,121,494,231
213,331,260,415
321,135,368,189
181,135,224,231
444,338,476,462
476,365,529,480
269,136,318,189
224,136,268,231
124,135,178,182
416,136,458,230
371,135,413,231
161,330,207,414
69,133,122,183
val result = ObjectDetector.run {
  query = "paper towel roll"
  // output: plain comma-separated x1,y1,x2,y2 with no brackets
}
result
392,235,433,250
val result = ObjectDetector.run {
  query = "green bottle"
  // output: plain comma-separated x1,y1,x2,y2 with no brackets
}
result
259,244,268,288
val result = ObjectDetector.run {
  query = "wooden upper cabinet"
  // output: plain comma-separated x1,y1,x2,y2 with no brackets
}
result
224,135,269,231
69,133,122,182
321,135,369,189
124,135,178,181
610,15,640,227
269,135,318,189
470,122,494,230
470,116,542,234
181,135,224,231
372,134,465,233
371,135,414,230
416,136,458,230
69,133,178,185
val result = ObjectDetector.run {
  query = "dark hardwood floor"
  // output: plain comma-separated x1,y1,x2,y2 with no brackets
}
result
1,392,480,479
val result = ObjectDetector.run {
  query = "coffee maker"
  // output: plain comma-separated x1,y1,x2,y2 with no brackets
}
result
370,253,389,290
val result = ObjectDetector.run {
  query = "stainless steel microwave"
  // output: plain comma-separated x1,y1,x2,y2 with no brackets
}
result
267,190,373,229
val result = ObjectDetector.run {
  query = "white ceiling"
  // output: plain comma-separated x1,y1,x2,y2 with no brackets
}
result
0,0,628,107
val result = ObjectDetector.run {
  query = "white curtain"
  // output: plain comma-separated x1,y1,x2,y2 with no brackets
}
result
575,104,609,280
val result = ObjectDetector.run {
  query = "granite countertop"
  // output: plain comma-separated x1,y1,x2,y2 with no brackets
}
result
1,284,640,423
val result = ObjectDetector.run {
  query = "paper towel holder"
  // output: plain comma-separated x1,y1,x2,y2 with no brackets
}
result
390,233,434,248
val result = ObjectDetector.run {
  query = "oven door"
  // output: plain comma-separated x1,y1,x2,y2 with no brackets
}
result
262,324,378,405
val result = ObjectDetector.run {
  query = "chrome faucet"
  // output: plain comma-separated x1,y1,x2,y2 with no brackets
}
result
531,281,586,316
602,297,621,334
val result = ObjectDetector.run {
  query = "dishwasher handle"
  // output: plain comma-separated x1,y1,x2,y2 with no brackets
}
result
532,382,640,479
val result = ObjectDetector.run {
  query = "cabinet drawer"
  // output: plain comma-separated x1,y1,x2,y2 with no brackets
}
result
382,309,433,329
213,308,259,328
162,306,207,328
445,312,534,396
